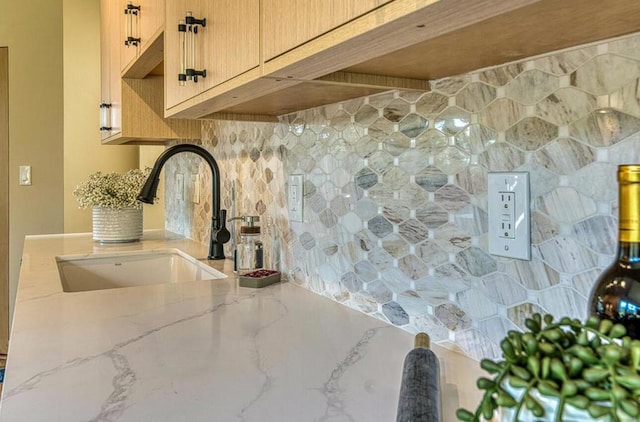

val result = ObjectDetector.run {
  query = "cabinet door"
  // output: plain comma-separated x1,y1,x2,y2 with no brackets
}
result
100,0,122,140
165,0,205,110
120,0,139,72
201,0,259,90
139,0,164,52
262,0,393,61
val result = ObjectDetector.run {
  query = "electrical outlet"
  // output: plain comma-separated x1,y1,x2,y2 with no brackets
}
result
499,192,515,239
176,173,184,201
488,172,531,260
288,174,303,222
191,174,200,204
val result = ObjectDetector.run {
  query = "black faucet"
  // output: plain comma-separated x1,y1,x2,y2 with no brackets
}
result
137,144,231,260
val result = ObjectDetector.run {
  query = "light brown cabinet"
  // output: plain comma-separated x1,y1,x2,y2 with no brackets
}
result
262,0,392,61
164,0,259,112
120,0,164,73
100,0,200,145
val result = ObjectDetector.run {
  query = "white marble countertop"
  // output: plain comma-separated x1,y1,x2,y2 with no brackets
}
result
0,230,483,421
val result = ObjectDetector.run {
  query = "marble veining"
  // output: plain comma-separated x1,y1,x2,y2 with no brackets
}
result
1,232,486,422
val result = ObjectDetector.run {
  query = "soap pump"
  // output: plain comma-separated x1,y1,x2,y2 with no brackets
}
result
228,215,263,274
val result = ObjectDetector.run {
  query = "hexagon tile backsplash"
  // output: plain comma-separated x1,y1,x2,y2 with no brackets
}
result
164,33,640,360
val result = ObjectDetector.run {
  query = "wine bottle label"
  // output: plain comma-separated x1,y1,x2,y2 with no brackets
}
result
619,166,640,243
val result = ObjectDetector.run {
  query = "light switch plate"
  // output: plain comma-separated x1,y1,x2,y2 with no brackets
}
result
288,174,303,222
488,172,531,260
19,165,31,186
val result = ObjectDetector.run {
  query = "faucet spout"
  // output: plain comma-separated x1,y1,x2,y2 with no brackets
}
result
137,144,228,260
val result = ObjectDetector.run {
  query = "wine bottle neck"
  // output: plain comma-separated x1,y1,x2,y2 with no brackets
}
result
619,176,640,243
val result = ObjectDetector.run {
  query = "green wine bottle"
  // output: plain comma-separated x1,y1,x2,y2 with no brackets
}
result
589,165,640,339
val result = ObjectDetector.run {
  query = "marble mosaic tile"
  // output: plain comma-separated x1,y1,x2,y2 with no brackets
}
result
505,69,559,105
504,259,560,290
455,329,502,361
368,215,393,239
434,146,470,175
435,224,471,253
415,166,448,192
398,219,429,244
536,187,597,224
571,54,640,95
478,316,520,346
381,166,409,190
412,314,450,343
538,286,587,321
434,107,470,135
368,117,395,142
415,91,450,117
383,204,411,225
530,211,559,245
455,124,497,155
569,162,618,202
382,301,410,326
383,98,411,123
167,34,640,362
572,268,602,298
508,302,549,331
397,183,429,210
453,205,488,236
435,302,472,331
537,237,598,274
505,117,558,151
399,114,429,138
571,215,617,255
478,98,526,131
354,104,379,127
415,129,448,155
534,138,595,175
570,109,640,147
429,76,470,95
455,247,497,277
478,142,525,171
536,87,597,125
433,184,471,211
397,290,430,316
457,289,499,319
608,134,640,165
383,133,411,156
610,78,640,118
533,46,597,75
456,82,496,112
351,291,379,313
479,273,527,306
398,255,429,280
397,148,429,175
479,63,524,87
364,279,393,303
382,234,410,258
455,165,488,196
415,240,449,267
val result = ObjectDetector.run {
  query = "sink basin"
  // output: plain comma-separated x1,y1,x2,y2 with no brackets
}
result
56,248,227,292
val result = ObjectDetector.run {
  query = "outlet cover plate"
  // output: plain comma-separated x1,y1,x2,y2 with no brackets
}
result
488,172,531,260
288,175,303,222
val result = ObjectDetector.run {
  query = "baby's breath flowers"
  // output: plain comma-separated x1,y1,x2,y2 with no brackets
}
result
73,168,151,210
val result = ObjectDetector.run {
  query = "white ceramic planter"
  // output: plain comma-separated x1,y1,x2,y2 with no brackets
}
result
92,206,143,243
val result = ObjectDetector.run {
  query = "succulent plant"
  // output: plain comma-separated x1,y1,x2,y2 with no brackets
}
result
457,313,640,422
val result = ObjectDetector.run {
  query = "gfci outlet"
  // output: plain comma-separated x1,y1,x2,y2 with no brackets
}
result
488,172,531,260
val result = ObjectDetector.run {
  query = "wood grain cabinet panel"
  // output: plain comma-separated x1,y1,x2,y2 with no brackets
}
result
262,0,393,61
100,0,200,144
165,0,259,113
